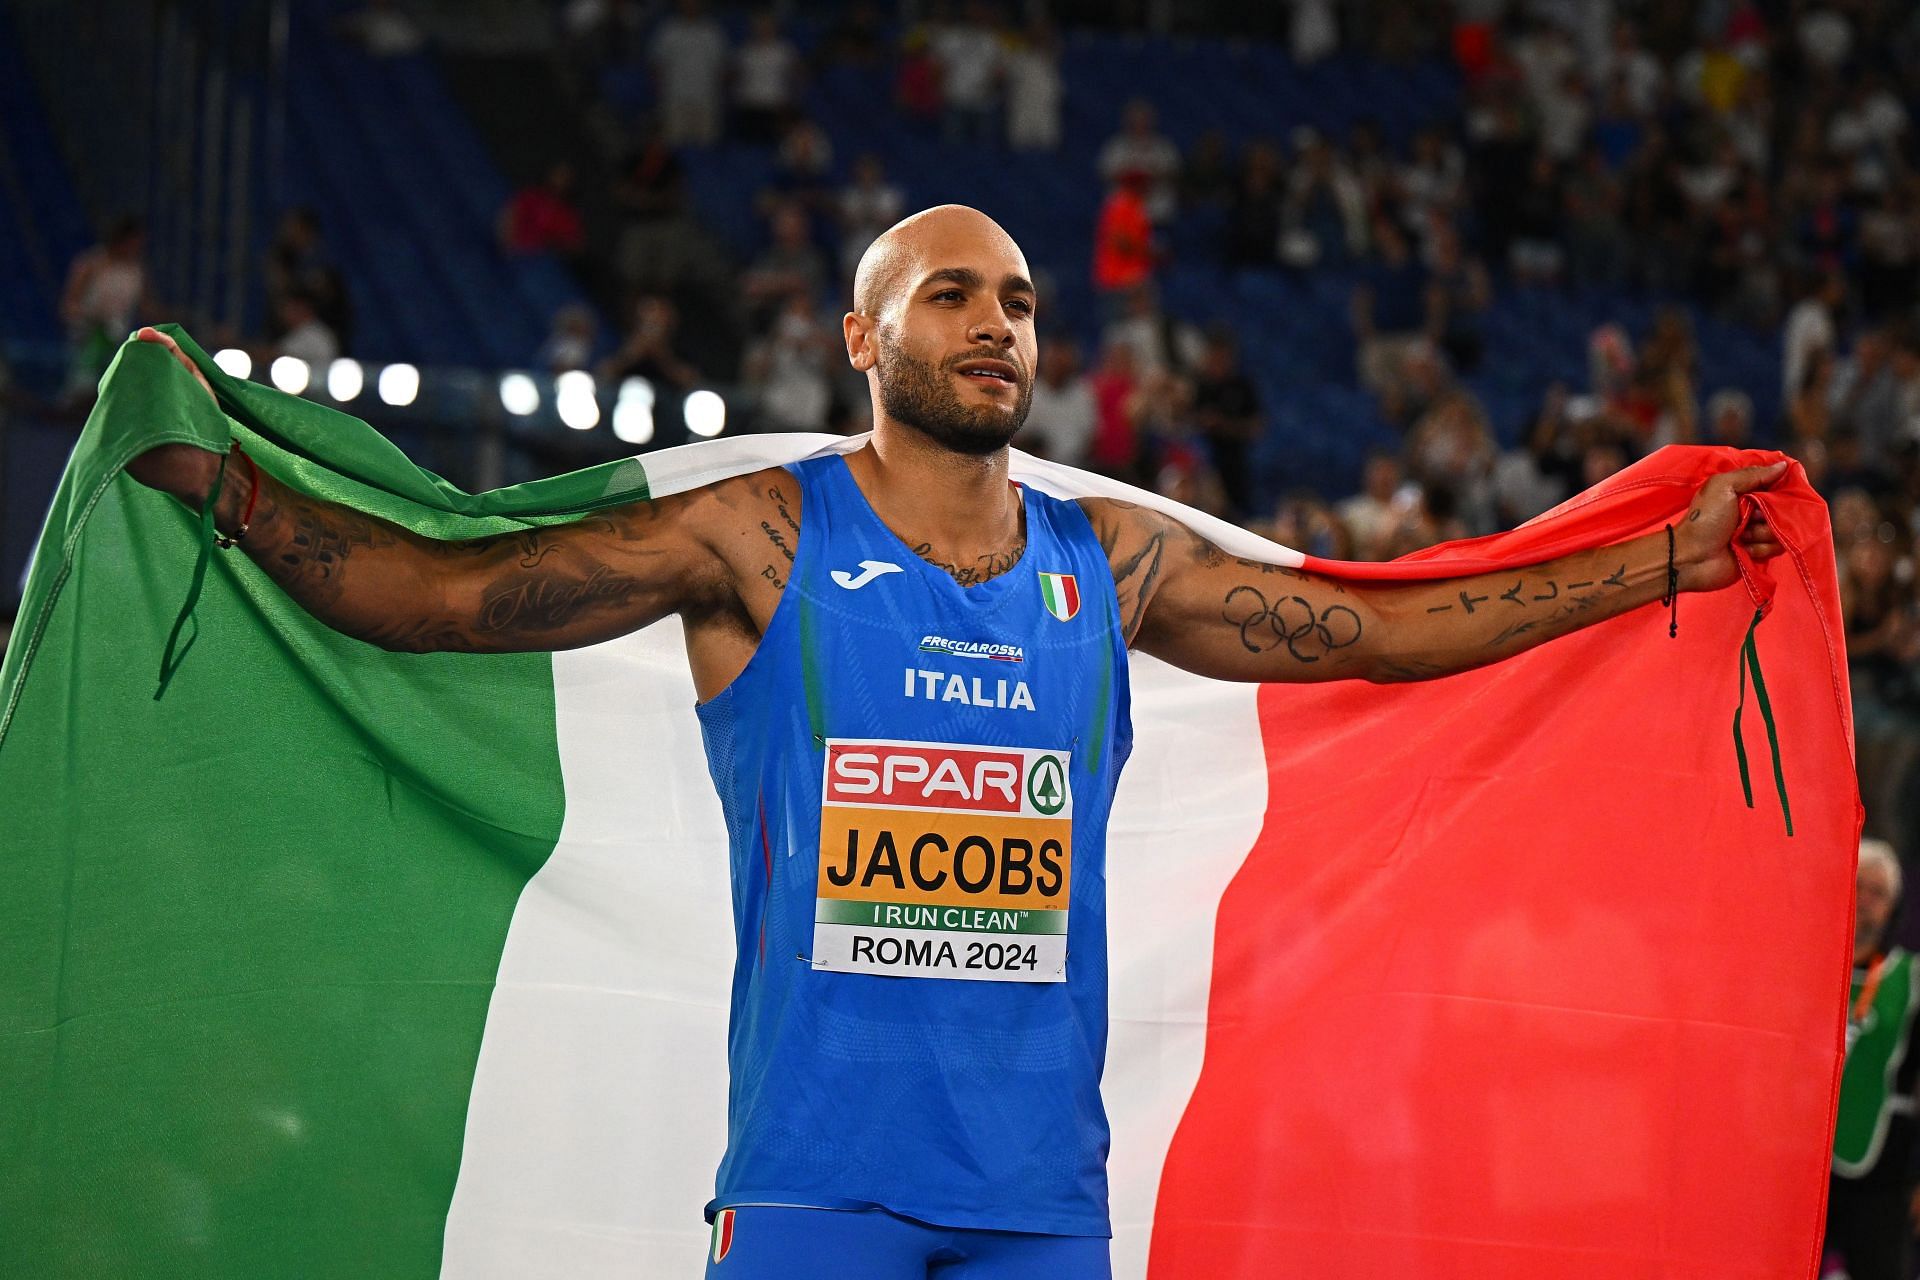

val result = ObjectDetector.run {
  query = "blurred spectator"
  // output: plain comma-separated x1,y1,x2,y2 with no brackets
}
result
265,207,352,353
894,29,943,127
613,127,704,297
1191,329,1263,518
1004,21,1063,152
837,155,906,290
771,117,836,213
733,11,801,144
1397,126,1466,230
1088,341,1141,478
537,304,598,374
1102,284,1197,377
1783,273,1845,406
1269,490,1353,560
1703,388,1755,451
1018,338,1097,467
275,291,341,366
1226,141,1286,269
1508,151,1566,285
1351,217,1430,422
1424,221,1491,375
339,0,424,57
1098,100,1181,225
597,295,701,392
1181,130,1235,211
499,162,586,260
1403,369,1496,533
1287,0,1338,65
1092,174,1157,296
1282,127,1366,268
651,0,728,147
1564,143,1630,288
60,215,150,398
933,0,1005,145
1337,451,1406,561
1823,837,1919,1280
743,204,828,332
1834,327,1920,458
746,294,836,431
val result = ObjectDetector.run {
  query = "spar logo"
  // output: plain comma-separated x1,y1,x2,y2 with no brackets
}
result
826,741,1073,815
1026,754,1067,815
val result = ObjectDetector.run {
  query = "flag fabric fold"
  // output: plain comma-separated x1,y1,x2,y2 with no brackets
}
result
0,330,1861,1279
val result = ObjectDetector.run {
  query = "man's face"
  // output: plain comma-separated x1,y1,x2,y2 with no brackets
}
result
869,227,1038,456
1857,859,1898,956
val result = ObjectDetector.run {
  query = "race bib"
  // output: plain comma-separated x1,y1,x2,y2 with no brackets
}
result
812,738,1071,982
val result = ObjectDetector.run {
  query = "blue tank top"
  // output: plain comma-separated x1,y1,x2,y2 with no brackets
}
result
696,453,1132,1236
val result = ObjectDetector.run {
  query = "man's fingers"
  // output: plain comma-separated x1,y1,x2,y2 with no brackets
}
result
136,327,217,401
1719,460,1791,493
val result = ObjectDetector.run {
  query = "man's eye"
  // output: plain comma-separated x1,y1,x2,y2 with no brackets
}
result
1007,299,1034,316
934,289,963,302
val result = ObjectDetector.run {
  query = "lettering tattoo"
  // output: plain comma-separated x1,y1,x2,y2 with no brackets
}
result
476,563,646,636
910,527,1026,588
259,493,399,608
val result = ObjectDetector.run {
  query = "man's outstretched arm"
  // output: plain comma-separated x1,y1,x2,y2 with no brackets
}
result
1082,461,1789,684
126,328,729,653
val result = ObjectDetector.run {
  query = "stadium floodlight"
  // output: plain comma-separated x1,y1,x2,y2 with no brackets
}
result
377,363,420,407
684,389,726,438
499,372,540,417
555,370,599,431
612,377,655,445
269,356,310,395
213,348,252,380
326,358,364,402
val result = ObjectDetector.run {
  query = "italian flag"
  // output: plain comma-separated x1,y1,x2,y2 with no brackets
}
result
1,331,1860,1278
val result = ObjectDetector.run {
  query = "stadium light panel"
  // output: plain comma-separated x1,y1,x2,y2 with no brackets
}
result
684,389,726,438
612,377,655,445
556,370,600,431
499,372,540,417
377,363,420,407
269,356,310,395
326,359,364,402
213,348,252,380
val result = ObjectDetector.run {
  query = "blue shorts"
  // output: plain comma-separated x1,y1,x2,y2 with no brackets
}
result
704,1205,1112,1280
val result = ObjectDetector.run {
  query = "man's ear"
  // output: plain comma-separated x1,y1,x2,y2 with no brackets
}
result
844,311,877,372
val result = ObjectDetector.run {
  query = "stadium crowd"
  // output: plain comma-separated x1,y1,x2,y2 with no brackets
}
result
33,0,1920,860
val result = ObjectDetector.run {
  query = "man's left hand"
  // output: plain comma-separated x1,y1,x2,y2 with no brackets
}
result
1675,460,1790,594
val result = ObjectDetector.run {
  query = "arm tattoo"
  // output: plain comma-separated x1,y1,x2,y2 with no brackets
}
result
474,561,646,637
1221,587,1363,662
257,491,398,607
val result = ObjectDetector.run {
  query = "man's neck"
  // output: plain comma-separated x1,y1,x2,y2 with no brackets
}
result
846,424,1021,567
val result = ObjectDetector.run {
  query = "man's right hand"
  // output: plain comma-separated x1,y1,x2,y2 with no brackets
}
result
124,327,226,506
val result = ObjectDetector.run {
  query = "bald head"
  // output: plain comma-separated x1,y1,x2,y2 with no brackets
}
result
852,205,1027,320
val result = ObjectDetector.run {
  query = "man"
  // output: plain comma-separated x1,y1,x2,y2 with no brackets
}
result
1827,838,1920,1280
130,205,1786,1279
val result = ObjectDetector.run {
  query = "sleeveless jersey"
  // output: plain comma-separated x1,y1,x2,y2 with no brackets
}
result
1834,947,1920,1178
695,453,1132,1236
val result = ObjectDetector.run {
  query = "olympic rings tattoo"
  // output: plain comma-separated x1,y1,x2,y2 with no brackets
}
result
1222,586,1363,663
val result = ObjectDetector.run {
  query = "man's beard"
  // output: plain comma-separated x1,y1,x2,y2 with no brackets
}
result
875,336,1032,456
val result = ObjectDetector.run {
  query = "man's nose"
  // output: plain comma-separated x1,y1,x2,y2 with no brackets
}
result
968,311,1015,347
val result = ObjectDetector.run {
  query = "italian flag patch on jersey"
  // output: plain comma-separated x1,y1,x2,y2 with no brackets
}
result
1037,571,1080,621
710,1208,735,1263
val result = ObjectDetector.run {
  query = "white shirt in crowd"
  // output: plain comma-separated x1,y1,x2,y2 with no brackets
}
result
1003,43,1062,151
280,318,342,367
1021,375,1098,467
1782,296,1836,402
933,26,1002,110
651,15,728,106
1098,131,1181,224
735,35,799,112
